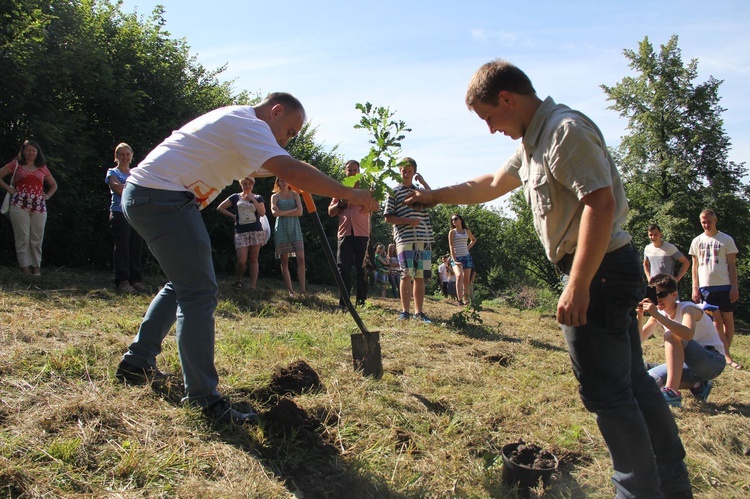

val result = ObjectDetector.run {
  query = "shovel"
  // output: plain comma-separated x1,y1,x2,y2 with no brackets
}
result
297,190,383,379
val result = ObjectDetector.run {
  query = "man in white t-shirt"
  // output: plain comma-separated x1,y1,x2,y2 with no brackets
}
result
115,93,378,424
643,224,690,282
689,209,741,370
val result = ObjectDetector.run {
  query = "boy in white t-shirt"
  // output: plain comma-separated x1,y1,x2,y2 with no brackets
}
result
643,224,690,282
115,93,378,425
689,209,741,370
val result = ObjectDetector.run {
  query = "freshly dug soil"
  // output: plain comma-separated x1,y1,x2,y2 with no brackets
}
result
267,359,322,396
507,443,557,470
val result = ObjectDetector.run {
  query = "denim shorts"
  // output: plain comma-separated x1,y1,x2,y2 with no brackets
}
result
451,254,474,270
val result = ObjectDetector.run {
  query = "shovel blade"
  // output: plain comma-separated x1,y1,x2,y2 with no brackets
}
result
351,331,383,379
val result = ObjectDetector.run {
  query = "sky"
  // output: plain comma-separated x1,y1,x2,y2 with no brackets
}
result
120,0,750,209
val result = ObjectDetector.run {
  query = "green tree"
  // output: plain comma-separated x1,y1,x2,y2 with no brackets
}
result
601,34,748,255
1,0,247,268
601,35,749,316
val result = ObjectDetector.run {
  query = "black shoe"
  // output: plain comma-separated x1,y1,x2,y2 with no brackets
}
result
202,398,259,425
115,360,167,385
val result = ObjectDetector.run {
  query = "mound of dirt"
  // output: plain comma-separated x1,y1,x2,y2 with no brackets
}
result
268,360,322,397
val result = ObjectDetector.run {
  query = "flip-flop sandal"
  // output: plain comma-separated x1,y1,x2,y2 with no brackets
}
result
729,361,743,370
234,282,243,291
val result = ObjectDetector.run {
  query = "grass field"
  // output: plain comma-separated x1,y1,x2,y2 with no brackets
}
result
1,267,749,498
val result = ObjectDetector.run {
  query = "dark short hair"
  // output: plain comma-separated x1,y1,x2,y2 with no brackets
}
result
648,224,661,232
649,273,677,293
465,59,536,108
399,157,417,171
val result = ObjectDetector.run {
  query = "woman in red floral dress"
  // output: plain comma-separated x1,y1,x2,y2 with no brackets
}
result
0,140,58,275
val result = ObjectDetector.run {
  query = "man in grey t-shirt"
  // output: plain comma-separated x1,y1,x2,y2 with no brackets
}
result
643,224,690,282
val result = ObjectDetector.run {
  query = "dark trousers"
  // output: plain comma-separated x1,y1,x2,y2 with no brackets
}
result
337,235,369,306
110,210,144,285
560,243,690,498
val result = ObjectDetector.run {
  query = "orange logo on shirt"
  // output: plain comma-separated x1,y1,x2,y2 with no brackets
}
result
186,181,218,209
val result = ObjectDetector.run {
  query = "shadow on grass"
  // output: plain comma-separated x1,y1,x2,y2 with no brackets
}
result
155,360,406,498
210,400,406,498
703,401,750,418
528,339,567,353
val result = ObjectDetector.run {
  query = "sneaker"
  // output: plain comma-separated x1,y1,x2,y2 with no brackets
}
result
661,387,682,407
690,380,714,402
398,311,410,320
115,360,167,385
413,312,432,324
118,281,136,294
131,282,149,293
202,398,259,425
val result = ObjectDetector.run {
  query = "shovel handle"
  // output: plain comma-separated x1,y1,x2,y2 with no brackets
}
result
292,188,369,336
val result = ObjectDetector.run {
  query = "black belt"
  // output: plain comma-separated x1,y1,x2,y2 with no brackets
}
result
555,241,636,275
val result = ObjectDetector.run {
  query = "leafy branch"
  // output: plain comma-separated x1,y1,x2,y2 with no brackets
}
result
346,102,412,201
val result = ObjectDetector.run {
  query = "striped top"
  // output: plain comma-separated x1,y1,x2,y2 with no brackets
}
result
384,184,434,244
452,230,470,257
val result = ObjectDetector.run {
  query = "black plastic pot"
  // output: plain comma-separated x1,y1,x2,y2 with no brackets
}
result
501,442,558,490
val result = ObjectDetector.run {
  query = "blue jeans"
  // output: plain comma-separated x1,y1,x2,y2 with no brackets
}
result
648,341,726,386
121,184,220,408
561,243,690,498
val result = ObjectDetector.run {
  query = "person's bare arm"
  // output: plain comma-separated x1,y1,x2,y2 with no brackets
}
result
108,175,125,196
466,229,477,251
727,253,739,303
405,167,521,208
691,255,701,303
674,255,690,282
638,310,660,342
556,186,615,327
642,300,698,342
261,156,377,211
414,173,431,190
448,230,457,260
44,174,58,200
216,197,236,221
643,258,651,281
384,214,420,227
0,164,16,194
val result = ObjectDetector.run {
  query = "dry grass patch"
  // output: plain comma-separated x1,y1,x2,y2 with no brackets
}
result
1,266,749,497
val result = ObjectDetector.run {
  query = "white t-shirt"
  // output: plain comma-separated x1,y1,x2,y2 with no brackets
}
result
689,231,738,287
644,242,684,277
438,263,450,283
128,106,289,209
658,301,725,355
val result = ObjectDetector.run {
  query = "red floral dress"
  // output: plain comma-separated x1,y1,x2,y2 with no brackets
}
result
5,161,51,213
